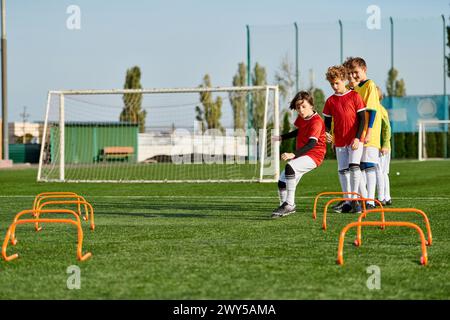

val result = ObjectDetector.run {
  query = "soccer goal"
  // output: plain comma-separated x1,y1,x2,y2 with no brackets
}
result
37,86,280,183
418,120,450,161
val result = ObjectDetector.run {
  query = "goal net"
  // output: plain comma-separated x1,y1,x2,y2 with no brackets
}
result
37,86,280,183
418,120,450,161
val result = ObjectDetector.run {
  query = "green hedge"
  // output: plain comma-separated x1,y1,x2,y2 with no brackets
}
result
393,132,449,159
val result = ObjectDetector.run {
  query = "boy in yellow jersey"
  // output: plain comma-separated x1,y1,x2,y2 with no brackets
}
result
376,86,392,206
345,57,382,209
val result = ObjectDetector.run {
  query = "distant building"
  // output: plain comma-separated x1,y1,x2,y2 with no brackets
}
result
8,122,43,144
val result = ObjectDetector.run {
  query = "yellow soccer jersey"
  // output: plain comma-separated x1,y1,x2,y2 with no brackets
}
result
354,80,382,149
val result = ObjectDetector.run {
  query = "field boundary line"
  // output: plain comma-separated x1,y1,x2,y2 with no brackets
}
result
1,195,450,200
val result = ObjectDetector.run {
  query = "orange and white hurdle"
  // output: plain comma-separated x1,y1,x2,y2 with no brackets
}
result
2,192,94,262
337,221,428,266
354,208,432,247
313,191,433,266
2,209,92,261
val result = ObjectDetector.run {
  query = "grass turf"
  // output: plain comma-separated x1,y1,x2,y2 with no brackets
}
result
0,160,449,299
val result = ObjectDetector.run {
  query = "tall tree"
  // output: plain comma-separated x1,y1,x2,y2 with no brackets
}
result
280,111,295,154
120,66,147,133
275,54,296,105
386,68,406,97
311,88,326,115
198,74,223,131
229,63,247,130
251,63,267,130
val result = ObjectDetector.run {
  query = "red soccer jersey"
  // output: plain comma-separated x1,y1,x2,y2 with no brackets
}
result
322,90,366,147
293,112,327,166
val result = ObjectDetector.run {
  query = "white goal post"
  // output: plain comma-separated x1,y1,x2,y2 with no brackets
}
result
418,119,449,161
37,86,280,183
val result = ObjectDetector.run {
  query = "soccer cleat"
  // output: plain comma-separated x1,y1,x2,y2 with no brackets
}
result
271,202,296,218
376,200,387,207
385,199,392,206
341,203,353,213
351,202,362,214
332,201,345,213
365,203,376,210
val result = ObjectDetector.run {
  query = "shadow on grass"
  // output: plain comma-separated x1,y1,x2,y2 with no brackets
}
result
96,210,271,221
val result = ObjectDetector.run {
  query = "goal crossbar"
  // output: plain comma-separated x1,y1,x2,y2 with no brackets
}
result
49,86,279,96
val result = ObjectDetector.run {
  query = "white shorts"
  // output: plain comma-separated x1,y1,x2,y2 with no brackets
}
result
279,155,317,184
335,142,364,171
378,151,391,174
361,146,379,164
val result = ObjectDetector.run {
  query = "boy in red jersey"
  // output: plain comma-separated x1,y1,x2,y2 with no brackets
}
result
271,91,327,218
323,66,366,213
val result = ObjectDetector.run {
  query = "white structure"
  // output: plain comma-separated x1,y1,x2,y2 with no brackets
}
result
38,86,280,183
418,119,450,161
9,122,42,143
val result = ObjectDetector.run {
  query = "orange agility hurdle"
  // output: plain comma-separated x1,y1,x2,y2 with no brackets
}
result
354,208,432,247
312,191,362,220
3,209,92,262
322,198,385,231
36,200,95,231
33,192,90,222
337,221,428,266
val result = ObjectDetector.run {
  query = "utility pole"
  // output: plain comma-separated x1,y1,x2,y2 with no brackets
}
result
309,69,315,90
20,106,29,144
390,16,396,159
339,20,343,63
294,22,299,92
1,0,7,160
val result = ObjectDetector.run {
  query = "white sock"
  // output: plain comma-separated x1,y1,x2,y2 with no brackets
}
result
385,173,391,201
359,170,368,199
278,188,287,205
349,166,362,199
286,177,296,206
365,167,377,205
338,169,350,203
376,166,385,201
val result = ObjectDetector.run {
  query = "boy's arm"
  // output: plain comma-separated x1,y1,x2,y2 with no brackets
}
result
364,110,376,144
324,116,332,133
355,110,366,140
323,115,334,144
281,129,298,141
380,114,391,151
293,138,317,158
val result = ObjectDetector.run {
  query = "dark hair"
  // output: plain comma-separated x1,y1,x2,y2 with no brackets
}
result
289,91,314,110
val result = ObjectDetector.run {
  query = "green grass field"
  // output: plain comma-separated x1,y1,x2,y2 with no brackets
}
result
0,160,450,299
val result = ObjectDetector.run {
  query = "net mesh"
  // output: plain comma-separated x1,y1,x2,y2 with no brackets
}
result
38,87,279,182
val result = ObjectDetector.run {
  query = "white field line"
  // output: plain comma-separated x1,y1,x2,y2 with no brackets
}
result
0,195,450,200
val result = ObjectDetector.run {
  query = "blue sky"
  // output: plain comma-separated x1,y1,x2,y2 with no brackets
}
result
5,0,450,124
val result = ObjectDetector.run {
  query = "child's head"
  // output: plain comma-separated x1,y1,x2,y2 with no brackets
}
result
343,57,358,88
344,57,368,83
376,86,383,101
289,91,315,119
325,65,348,94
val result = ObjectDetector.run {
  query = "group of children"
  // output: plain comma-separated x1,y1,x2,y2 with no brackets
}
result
272,57,392,218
